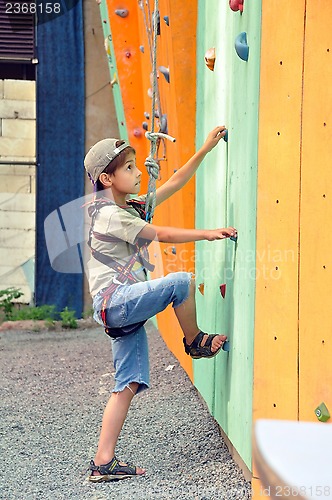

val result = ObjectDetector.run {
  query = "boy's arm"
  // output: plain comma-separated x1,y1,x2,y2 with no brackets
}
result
137,224,237,243
155,126,227,206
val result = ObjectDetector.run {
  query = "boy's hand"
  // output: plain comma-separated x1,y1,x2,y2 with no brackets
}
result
201,126,227,153
205,227,237,241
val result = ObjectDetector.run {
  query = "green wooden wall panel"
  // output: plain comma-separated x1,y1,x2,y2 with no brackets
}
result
99,0,128,140
194,0,261,470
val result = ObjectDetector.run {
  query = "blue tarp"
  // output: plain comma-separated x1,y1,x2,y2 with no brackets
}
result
36,2,84,316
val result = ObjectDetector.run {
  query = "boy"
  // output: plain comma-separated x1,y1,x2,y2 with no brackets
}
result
84,125,237,481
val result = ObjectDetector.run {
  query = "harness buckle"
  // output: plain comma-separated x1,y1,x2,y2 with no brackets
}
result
113,277,126,285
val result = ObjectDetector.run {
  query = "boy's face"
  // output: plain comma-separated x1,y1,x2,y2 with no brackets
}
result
109,152,142,196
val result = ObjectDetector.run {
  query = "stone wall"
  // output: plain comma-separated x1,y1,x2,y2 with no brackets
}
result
0,79,36,304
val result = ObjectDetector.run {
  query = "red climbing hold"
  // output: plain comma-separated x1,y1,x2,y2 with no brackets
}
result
229,0,244,12
198,283,205,295
220,284,226,298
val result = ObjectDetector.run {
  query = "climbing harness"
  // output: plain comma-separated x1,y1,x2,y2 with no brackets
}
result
88,197,154,338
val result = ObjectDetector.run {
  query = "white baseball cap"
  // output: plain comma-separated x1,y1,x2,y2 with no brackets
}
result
84,139,130,182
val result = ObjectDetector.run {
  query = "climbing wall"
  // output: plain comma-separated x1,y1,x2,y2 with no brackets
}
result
102,0,198,377
299,0,332,423
101,0,149,186
100,0,332,483
253,0,332,494
195,0,261,470
135,0,198,374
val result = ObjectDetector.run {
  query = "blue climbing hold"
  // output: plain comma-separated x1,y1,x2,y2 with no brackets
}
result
223,130,228,142
235,32,249,61
160,114,168,134
115,9,128,18
223,341,230,352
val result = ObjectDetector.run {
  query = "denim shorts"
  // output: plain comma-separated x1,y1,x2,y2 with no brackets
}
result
93,272,192,394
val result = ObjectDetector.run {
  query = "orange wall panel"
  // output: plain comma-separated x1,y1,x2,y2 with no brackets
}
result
107,0,150,192
299,0,332,423
110,0,197,379
254,0,305,423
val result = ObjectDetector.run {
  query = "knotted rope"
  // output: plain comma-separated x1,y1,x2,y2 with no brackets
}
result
143,0,176,222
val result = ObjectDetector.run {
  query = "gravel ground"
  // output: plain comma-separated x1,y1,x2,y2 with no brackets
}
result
0,321,251,500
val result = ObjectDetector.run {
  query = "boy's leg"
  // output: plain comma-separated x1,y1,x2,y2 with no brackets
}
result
174,278,226,352
99,272,226,353
91,326,149,475
92,382,145,475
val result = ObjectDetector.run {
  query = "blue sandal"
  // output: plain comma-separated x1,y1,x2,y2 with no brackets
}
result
88,457,144,482
183,331,227,359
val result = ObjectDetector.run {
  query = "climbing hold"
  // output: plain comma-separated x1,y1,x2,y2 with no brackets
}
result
163,248,168,255
144,112,150,120
104,37,111,55
142,122,149,131
223,130,228,142
125,51,131,58
220,284,226,298
163,15,169,26
159,66,170,83
171,246,176,255
230,235,238,243
198,283,205,295
115,9,128,18
204,47,216,71
133,128,142,138
152,10,161,35
315,402,330,422
110,73,118,87
160,114,168,134
154,110,160,118
229,0,244,12
147,88,153,98
235,32,249,61
139,45,144,53
222,341,230,352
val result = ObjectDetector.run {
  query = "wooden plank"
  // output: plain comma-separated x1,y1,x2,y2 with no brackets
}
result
254,0,305,425
194,0,261,470
299,0,332,422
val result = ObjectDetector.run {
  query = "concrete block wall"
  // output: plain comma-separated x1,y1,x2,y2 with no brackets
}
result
0,79,36,304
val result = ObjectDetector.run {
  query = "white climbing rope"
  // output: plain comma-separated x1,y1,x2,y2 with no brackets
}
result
144,0,176,222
